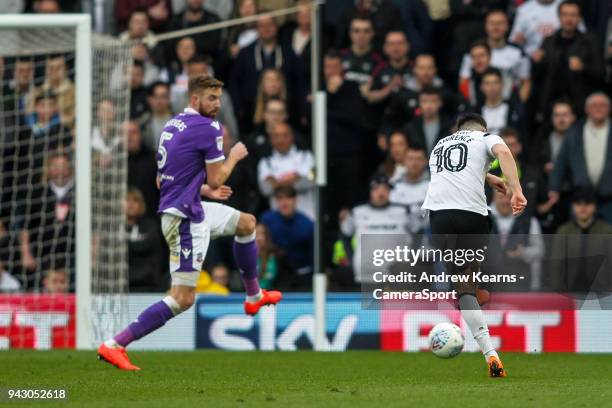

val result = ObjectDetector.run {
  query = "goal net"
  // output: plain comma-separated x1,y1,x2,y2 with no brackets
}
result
0,17,131,349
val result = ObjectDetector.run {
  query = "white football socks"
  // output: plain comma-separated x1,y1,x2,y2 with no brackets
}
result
459,294,498,361
246,290,263,303
104,338,120,349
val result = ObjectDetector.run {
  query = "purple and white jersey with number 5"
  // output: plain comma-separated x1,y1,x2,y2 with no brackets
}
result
157,107,224,222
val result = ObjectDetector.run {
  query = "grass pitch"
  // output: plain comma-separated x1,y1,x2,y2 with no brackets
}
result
1,351,611,407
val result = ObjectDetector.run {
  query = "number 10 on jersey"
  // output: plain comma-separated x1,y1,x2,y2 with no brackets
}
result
432,143,468,173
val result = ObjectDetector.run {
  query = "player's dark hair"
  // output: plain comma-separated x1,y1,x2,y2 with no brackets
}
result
481,67,503,81
419,85,441,98
273,185,297,198
469,39,491,55
456,113,487,130
147,81,170,96
188,75,224,96
558,0,581,15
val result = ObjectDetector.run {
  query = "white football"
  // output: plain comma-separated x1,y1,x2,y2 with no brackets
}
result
428,322,464,358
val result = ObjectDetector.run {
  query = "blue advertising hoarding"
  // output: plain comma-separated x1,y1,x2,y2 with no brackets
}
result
196,293,380,350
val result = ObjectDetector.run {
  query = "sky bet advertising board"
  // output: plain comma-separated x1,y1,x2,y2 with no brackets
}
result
195,293,586,352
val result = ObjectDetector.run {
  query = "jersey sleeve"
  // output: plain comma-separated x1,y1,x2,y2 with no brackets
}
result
483,134,506,158
199,121,225,164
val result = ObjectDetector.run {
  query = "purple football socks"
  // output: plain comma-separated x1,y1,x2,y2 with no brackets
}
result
233,235,261,297
114,300,174,347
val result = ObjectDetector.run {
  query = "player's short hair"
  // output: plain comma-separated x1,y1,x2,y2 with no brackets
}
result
558,0,581,15
273,185,297,198
481,67,503,81
419,85,441,99
456,113,487,131
469,39,491,55
188,75,223,97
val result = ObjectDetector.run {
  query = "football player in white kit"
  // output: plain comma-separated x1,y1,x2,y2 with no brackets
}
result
422,113,527,377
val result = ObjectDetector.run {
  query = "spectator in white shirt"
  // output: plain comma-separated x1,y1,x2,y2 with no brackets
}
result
258,122,315,219
390,145,430,233
460,10,531,102
477,68,523,135
510,0,562,57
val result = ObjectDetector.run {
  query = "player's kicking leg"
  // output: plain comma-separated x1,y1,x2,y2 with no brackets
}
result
430,210,505,377
455,272,506,378
202,201,282,314
98,214,209,370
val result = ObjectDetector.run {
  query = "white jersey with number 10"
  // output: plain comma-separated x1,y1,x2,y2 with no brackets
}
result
421,130,506,216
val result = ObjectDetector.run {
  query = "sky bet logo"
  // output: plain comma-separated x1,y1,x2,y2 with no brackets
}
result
195,294,379,350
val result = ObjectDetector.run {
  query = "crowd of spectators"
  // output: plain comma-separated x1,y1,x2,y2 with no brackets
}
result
0,0,611,295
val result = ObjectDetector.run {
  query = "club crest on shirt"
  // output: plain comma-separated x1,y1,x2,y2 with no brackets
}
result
182,248,192,259
196,253,203,263
216,136,223,151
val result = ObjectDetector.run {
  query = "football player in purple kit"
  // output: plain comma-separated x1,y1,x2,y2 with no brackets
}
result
98,76,282,370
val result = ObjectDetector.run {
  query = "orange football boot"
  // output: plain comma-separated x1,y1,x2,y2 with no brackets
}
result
488,355,507,378
97,343,140,371
244,290,283,315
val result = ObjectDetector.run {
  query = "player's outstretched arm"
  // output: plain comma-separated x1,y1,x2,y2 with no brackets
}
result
491,143,527,216
206,142,248,189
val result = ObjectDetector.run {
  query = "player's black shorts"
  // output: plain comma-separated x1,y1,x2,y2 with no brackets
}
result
429,209,492,273
429,209,492,236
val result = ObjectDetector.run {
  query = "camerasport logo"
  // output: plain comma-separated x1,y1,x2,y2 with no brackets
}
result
0,295,75,349
380,293,577,352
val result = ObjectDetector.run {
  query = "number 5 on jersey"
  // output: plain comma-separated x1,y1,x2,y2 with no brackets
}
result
157,131,174,168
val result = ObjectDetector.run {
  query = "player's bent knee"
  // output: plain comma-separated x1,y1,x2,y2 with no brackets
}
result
172,292,195,311
236,213,256,237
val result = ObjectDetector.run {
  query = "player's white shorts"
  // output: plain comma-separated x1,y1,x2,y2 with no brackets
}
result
201,202,240,239
161,213,210,287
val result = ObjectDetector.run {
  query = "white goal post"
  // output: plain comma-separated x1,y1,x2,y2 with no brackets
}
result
0,14,92,349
